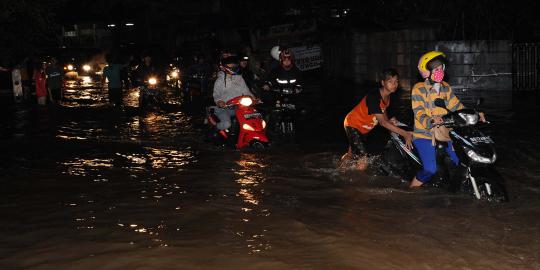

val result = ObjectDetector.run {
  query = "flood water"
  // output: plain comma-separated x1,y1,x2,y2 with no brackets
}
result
1,78,539,270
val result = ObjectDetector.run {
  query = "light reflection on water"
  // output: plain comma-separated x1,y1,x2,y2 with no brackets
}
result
56,111,196,144
58,146,197,248
61,147,196,177
233,153,272,254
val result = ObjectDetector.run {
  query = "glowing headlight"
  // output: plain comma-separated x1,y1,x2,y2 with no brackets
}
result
239,97,253,106
148,77,157,85
170,71,179,78
262,120,266,129
466,148,496,164
82,64,91,72
67,64,74,71
459,112,479,125
242,123,255,131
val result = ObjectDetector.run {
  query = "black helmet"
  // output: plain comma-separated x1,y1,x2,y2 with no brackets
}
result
220,55,239,75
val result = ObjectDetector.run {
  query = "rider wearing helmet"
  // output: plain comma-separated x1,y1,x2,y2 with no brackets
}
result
409,51,471,188
212,54,254,131
238,54,255,90
263,47,303,91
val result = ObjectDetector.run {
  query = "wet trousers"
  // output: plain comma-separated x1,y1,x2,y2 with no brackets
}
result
414,138,459,183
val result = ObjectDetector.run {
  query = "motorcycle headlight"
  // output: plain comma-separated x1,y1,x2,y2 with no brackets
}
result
239,97,253,106
466,148,496,164
242,123,255,131
82,64,91,72
459,112,479,125
170,71,179,78
148,77,158,85
67,64,74,71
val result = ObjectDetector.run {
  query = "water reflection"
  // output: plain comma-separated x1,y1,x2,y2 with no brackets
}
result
61,147,196,177
58,146,196,248
61,158,114,177
233,153,272,253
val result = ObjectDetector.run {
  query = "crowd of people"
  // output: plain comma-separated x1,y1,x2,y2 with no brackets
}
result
0,57,64,106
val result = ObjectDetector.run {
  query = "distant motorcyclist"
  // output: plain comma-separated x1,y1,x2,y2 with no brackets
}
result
238,54,255,90
185,54,213,94
186,54,213,77
262,47,303,91
212,55,254,131
134,54,161,86
341,68,413,170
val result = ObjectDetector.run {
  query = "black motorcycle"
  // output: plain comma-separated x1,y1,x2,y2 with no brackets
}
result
382,98,507,202
266,78,303,136
138,75,165,108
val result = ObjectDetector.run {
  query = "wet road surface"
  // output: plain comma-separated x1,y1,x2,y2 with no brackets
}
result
0,80,539,269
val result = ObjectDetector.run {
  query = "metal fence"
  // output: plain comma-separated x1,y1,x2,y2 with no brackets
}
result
513,43,540,91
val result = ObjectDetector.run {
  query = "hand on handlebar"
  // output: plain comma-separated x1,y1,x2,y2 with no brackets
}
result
432,116,444,125
404,131,414,150
217,100,226,108
479,112,487,122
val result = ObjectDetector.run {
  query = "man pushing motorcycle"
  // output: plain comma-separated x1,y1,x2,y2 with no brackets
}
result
341,68,413,170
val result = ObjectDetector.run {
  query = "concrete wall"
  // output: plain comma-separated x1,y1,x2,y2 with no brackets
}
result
323,29,513,109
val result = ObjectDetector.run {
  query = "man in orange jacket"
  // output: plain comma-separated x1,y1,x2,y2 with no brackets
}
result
342,68,413,170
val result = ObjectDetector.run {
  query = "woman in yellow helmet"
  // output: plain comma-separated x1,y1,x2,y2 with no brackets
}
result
409,51,464,188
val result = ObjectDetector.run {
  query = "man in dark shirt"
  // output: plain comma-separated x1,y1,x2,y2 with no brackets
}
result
45,57,63,103
263,48,302,90
102,54,124,107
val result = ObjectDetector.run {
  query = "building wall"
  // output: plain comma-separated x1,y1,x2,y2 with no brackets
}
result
323,29,513,109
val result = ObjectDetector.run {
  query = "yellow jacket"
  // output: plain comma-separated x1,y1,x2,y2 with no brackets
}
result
411,81,464,140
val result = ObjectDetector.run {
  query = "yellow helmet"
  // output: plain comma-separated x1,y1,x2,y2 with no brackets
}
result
418,51,446,79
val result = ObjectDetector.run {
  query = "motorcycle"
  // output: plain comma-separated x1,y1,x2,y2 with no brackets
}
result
166,64,182,91
205,95,269,149
381,98,507,202
139,75,165,108
266,78,303,136
183,73,207,103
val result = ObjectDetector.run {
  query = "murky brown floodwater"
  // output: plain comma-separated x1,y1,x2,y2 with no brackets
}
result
0,79,539,269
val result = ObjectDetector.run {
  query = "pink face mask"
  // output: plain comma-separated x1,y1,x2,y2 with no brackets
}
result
431,68,445,83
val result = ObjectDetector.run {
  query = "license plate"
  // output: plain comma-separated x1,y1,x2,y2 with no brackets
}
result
469,136,494,144
244,113,262,119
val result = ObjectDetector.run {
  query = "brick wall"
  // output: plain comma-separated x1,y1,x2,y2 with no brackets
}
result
323,29,513,109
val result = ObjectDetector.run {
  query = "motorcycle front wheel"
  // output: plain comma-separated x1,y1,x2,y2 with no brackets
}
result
466,166,508,202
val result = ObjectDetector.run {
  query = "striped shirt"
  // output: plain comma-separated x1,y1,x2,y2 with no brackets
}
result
411,81,464,140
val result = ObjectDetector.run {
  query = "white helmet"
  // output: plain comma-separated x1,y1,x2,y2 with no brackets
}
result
270,46,281,61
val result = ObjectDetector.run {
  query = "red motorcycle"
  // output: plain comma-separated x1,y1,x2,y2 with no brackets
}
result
205,95,269,149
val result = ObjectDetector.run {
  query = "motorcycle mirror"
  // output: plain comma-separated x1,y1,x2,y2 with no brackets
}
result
434,98,447,109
